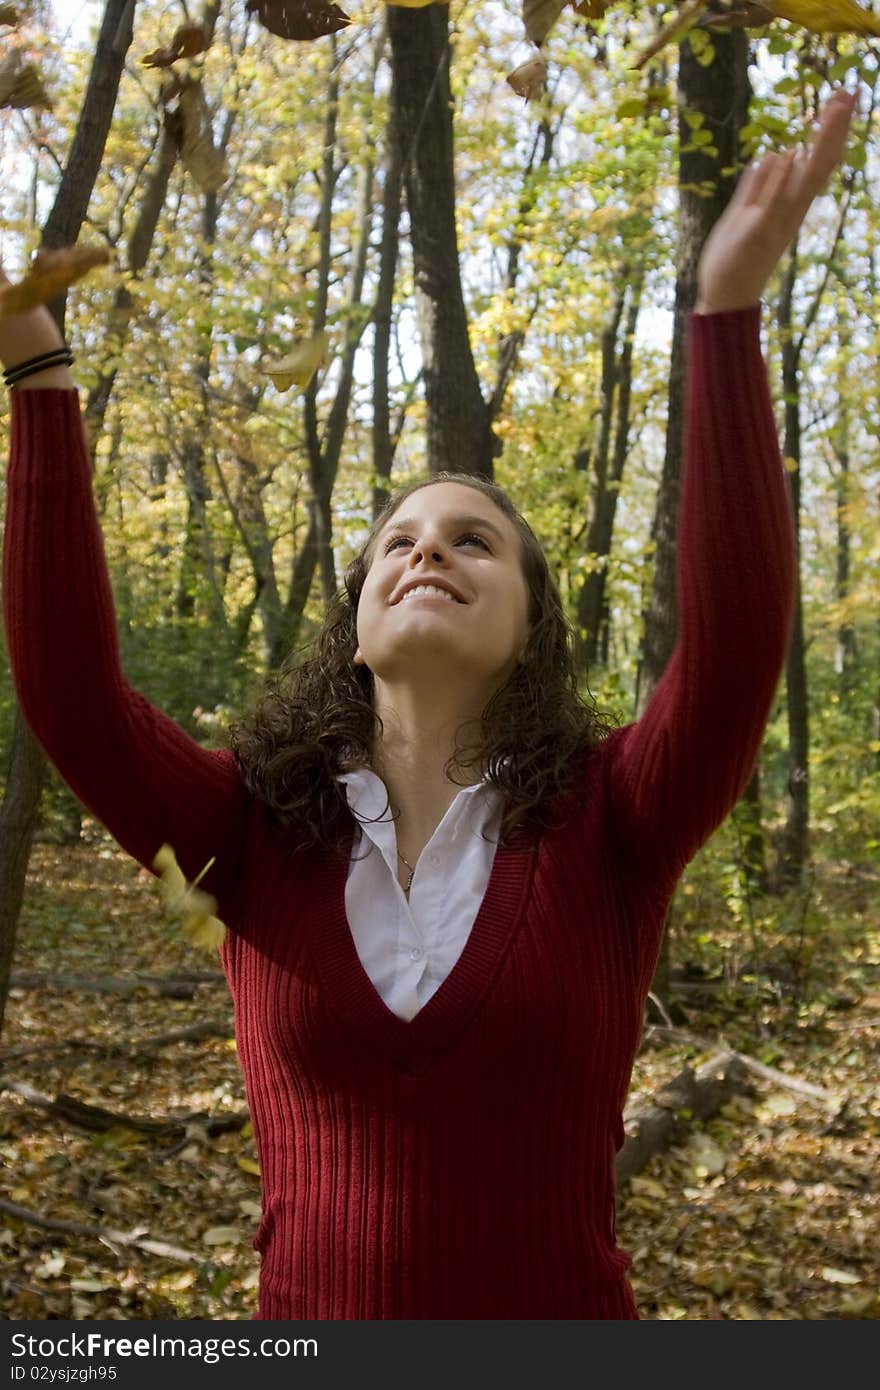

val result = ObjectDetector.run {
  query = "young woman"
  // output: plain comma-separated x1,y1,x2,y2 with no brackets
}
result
1,88,856,1319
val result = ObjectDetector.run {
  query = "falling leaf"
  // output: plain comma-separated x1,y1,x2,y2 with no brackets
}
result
0,4,21,26
571,0,612,15
263,330,331,391
523,0,568,44
0,245,110,318
142,22,212,69
152,844,226,951
245,0,352,41
506,56,548,103
761,0,880,29
174,81,229,194
237,1156,261,1176
0,52,51,110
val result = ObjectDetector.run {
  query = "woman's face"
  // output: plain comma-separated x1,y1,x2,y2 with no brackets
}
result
354,482,531,697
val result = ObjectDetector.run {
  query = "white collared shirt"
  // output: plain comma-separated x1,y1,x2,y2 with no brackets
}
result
335,766,505,1021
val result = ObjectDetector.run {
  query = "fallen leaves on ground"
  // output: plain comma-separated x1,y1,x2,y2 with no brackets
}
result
0,827,877,1319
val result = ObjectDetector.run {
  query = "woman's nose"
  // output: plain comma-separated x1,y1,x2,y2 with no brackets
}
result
408,541,445,563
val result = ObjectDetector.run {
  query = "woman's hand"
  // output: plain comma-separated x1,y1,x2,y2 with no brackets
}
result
695,86,858,315
0,265,73,388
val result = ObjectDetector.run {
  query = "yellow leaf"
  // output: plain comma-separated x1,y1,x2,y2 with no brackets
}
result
763,0,880,31
264,330,331,391
152,843,226,952
0,245,109,318
238,1156,261,1176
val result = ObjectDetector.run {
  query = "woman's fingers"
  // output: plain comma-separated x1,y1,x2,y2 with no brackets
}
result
796,88,856,194
737,87,856,214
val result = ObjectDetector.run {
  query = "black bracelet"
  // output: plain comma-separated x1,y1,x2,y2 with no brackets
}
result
3,346,74,386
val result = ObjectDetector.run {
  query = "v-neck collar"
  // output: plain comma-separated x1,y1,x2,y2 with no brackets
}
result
307,809,538,1074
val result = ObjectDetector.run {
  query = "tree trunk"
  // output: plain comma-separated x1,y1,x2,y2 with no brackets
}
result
635,31,750,1006
832,318,857,694
371,40,404,521
0,0,136,1039
738,765,768,895
776,253,810,888
387,5,496,477
574,270,642,677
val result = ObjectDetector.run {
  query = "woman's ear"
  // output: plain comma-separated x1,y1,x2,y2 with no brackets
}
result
353,646,363,666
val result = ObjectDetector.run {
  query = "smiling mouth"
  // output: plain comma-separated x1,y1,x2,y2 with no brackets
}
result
396,584,463,605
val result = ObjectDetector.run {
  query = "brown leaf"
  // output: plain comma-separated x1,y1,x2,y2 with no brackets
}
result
570,0,613,17
0,52,52,111
0,245,110,318
702,2,775,24
174,81,228,194
245,0,352,41
0,4,20,25
506,57,548,103
142,22,212,69
523,0,568,45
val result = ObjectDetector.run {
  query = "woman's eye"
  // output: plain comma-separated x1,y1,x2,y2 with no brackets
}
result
385,533,489,552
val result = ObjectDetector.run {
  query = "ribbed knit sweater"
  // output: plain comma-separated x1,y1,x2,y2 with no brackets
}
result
3,307,796,1319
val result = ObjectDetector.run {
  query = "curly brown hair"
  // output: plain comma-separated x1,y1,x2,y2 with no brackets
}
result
227,471,618,860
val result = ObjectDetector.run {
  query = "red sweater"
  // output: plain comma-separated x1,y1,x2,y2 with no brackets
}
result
3,307,795,1319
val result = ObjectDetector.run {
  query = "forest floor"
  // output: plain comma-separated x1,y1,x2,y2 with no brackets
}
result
0,826,877,1321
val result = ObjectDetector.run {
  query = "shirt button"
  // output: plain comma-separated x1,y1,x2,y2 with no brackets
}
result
410,947,423,961
430,854,440,867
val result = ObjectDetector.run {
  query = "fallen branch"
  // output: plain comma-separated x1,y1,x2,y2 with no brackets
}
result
617,1050,755,1184
644,1025,843,1107
9,970,225,998
0,1197,201,1265
0,1079,248,1137
0,1020,234,1064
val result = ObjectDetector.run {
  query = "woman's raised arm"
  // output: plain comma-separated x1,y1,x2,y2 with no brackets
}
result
1,284,246,910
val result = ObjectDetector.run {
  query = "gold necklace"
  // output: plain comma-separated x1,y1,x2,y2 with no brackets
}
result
397,850,414,895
